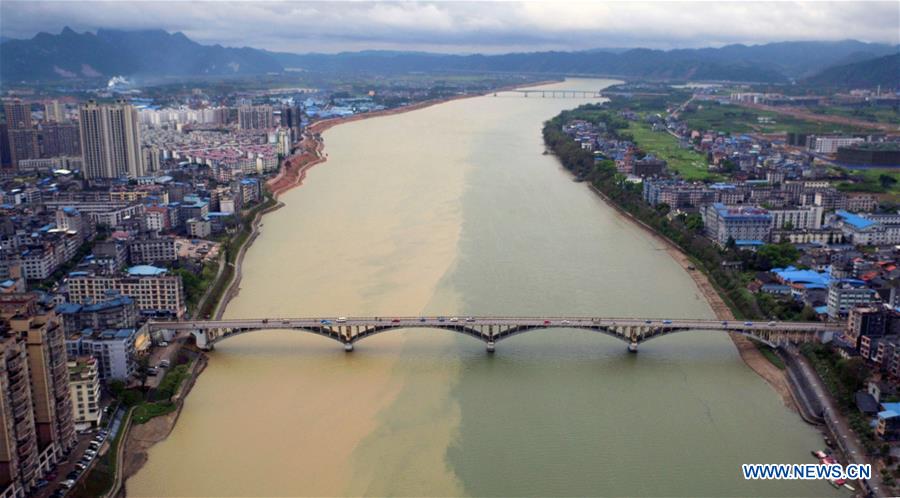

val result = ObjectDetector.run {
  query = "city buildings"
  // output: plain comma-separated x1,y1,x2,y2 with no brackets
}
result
701,203,772,247
65,326,147,381
827,279,878,318
0,294,76,498
237,105,275,130
78,100,144,179
66,267,185,318
67,356,101,430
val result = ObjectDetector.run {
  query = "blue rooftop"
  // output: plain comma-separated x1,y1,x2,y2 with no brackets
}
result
836,210,876,230
882,402,900,413
127,265,168,276
772,266,832,288
56,303,83,314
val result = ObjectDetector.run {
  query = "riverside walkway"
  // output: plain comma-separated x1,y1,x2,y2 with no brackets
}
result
148,316,844,352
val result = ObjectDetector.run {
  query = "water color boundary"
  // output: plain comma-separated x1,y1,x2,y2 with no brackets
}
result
119,79,804,494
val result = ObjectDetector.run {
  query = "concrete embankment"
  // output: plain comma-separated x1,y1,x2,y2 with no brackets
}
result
780,350,826,425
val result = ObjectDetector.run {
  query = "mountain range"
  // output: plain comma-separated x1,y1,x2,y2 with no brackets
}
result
1,28,897,87
803,53,900,88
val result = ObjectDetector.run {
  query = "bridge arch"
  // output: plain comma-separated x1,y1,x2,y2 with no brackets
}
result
491,325,632,344
638,327,778,348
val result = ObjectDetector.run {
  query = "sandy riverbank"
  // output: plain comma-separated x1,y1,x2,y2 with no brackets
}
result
267,80,562,198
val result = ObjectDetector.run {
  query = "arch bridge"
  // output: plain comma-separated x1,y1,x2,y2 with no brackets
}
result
498,90,603,98
147,316,844,353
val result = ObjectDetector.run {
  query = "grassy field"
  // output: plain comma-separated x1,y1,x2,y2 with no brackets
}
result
626,121,717,181
835,167,900,200
681,102,872,135
813,105,900,126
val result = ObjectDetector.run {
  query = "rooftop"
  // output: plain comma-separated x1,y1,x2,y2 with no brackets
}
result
127,265,168,277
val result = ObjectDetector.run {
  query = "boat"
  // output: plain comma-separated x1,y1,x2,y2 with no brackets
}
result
843,483,855,491
811,450,828,459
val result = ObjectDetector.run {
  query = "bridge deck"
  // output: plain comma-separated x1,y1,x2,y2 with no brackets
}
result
150,316,843,333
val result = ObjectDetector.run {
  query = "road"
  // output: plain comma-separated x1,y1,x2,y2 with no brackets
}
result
149,316,844,334
791,350,888,497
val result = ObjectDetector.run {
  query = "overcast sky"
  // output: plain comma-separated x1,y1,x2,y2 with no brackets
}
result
1,1,898,54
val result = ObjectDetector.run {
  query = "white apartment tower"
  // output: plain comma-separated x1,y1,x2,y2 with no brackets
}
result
78,100,144,179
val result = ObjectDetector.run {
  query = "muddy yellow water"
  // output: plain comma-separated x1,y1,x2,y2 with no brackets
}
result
127,79,841,497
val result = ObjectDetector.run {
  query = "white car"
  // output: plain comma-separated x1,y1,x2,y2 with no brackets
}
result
61,480,76,489
336,317,347,323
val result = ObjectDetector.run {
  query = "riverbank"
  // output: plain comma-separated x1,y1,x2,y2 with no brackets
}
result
267,80,562,198
117,355,208,496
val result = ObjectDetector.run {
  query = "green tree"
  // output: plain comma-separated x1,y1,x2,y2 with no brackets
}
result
880,174,898,189
684,213,704,232
757,243,800,270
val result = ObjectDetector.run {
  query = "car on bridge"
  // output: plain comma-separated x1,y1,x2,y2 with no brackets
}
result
662,320,672,324
321,319,332,325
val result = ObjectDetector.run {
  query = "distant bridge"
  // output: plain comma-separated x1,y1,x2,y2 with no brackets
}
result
499,90,603,98
147,317,844,353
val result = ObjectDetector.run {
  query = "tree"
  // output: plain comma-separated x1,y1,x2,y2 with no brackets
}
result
136,355,151,389
756,243,800,270
684,213,704,232
880,174,897,189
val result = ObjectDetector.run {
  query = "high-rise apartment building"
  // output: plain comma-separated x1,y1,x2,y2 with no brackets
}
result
43,101,64,123
0,294,76,497
79,100,144,179
39,123,81,158
6,130,39,169
3,100,32,130
237,105,274,130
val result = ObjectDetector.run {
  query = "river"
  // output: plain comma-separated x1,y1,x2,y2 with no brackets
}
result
127,79,842,497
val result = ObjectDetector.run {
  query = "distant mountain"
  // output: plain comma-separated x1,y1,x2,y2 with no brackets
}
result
271,49,788,83
1,28,897,85
271,40,898,83
0,27,282,82
804,53,900,88
666,40,898,78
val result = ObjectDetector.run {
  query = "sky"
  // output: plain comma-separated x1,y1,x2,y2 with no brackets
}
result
1,1,898,54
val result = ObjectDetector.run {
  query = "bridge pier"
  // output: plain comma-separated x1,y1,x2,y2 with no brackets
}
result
344,343,354,352
486,341,495,353
628,342,639,353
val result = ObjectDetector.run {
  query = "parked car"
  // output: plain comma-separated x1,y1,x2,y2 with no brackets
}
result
158,341,169,347
158,360,170,368
61,480,75,489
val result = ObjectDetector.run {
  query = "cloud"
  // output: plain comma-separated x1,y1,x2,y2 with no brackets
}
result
1,1,898,53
